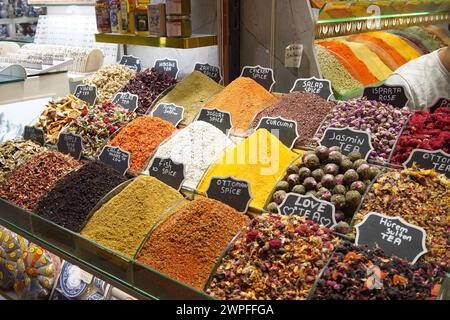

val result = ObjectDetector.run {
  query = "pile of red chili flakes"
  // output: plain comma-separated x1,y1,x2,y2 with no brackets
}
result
391,107,450,165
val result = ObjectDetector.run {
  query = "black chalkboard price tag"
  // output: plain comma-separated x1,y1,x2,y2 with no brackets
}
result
112,92,139,112
196,108,232,135
256,116,299,149
403,149,450,178
278,193,337,228
240,65,276,92
119,55,142,72
154,58,179,80
23,126,45,146
430,97,449,113
151,103,185,126
363,84,409,109
319,127,374,160
355,212,427,264
98,145,131,176
205,177,253,212
149,157,185,191
57,132,83,160
290,77,333,101
194,62,222,84
74,84,97,106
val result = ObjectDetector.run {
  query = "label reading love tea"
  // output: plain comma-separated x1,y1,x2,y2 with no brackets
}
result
290,77,333,101
119,55,142,72
196,108,232,135
320,127,374,160
23,126,45,146
98,145,131,176
278,193,337,228
74,84,97,106
256,116,299,149
149,157,185,191
57,132,83,160
206,177,253,212
154,58,179,80
403,149,450,178
194,63,222,83
151,103,185,126
355,212,427,264
363,84,409,108
112,92,139,112
240,65,276,92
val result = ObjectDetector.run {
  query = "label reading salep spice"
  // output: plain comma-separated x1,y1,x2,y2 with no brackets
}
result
149,157,185,191
112,92,139,112
98,145,131,176
194,63,222,83
196,108,232,135
320,127,374,160
363,84,409,109
206,177,253,212
403,149,450,178
256,116,299,149
152,103,185,126
278,193,337,228
355,212,427,264
240,65,276,92
290,77,333,101
23,126,45,146
119,55,142,72
154,58,179,80
57,132,83,160
74,84,97,106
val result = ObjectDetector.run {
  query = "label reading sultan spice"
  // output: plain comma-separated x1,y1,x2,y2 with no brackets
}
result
112,92,139,112
320,127,374,160
119,55,142,72
256,116,299,149
290,77,333,101
151,103,185,126
149,157,185,191
403,149,450,178
240,65,276,92
98,145,131,176
194,63,222,84
154,58,179,80
206,177,253,213
278,193,337,228
355,212,428,264
196,108,232,135
23,126,45,146
363,84,409,109
57,132,83,160
74,84,97,106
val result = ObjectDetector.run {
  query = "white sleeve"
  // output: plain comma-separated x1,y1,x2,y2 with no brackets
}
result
385,73,417,110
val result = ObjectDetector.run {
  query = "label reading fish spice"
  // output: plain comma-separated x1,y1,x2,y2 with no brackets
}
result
154,58,179,80
320,127,374,160
206,177,253,212
57,132,83,160
74,84,97,106
119,55,142,72
256,116,299,149
194,63,222,84
240,65,276,92
152,103,185,126
23,126,45,146
196,108,232,135
112,92,139,112
98,145,131,176
403,149,450,178
290,77,333,101
355,212,428,264
149,157,185,191
363,84,409,109
278,193,337,228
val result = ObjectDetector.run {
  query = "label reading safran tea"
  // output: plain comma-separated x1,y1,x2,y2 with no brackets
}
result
320,127,374,160
206,177,253,212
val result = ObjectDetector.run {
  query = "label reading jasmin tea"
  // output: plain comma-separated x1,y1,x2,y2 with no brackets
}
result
149,157,185,191
256,116,299,149
119,55,142,72
23,126,45,146
278,193,337,228
206,177,253,212
196,108,232,135
320,127,374,160
74,84,97,106
290,77,333,101
98,145,131,176
429,97,449,113
154,58,179,80
194,63,222,84
355,212,427,264
240,65,276,92
57,132,83,160
363,84,409,109
112,92,139,112
403,149,450,178
151,103,185,126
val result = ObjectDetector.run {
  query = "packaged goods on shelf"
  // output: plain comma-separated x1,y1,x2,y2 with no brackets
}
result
0,226,28,290
137,197,249,290
108,116,177,172
81,176,185,259
207,213,341,300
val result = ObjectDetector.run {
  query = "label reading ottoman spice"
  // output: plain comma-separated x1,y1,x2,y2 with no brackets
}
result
290,77,333,101
119,55,142,72
196,108,232,135
403,149,450,178
23,126,45,146
355,212,428,264
154,58,179,80
152,103,185,126
206,177,253,212
278,193,337,228
320,127,374,160
74,84,98,106
240,65,276,92
57,132,83,160
256,116,299,149
194,62,222,84
149,157,185,191
363,84,409,109
112,92,139,112
98,145,131,176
